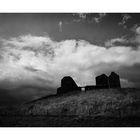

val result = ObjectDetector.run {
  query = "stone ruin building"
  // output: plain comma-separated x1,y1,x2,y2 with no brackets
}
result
95,72,121,89
57,72,121,94
84,72,121,92
85,85,96,91
57,76,80,95
109,72,121,88
96,74,109,89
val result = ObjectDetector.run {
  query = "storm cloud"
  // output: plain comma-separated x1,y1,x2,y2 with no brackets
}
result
0,34,140,89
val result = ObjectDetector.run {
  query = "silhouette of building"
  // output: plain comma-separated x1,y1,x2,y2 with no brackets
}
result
85,85,96,91
96,74,109,88
109,72,121,88
57,76,80,94
57,72,121,95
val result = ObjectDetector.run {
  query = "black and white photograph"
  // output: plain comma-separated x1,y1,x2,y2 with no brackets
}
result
0,13,140,127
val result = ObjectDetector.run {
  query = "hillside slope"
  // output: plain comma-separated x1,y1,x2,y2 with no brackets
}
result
1,88,140,126
19,88,140,117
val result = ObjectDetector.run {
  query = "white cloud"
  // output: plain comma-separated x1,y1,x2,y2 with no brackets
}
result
77,13,87,20
105,28,140,47
72,13,87,23
72,13,106,24
94,13,106,23
0,34,140,89
105,37,127,47
73,13,87,20
136,27,140,34
120,78,135,88
58,21,63,32
130,24,140,44
118,14,131,28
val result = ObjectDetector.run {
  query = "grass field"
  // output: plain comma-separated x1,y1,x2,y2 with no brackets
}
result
0,88,140,126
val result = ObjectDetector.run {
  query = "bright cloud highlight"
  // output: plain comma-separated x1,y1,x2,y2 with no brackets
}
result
0,34,140,89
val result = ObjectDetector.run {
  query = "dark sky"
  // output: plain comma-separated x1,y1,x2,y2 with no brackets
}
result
0,13,140,104
0,13,136,42
0,13,139,42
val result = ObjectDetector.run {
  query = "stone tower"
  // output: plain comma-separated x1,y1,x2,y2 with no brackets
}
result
57,76,80,94
109,72,121,88
96,74,109,88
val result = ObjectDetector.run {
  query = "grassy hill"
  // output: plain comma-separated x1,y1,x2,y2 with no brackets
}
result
19,88,140,117
1,88,140,126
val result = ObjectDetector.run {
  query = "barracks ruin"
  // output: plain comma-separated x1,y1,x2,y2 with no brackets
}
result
57,72,121,95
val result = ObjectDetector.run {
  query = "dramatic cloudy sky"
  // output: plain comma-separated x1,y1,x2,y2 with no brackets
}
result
0,13,140,97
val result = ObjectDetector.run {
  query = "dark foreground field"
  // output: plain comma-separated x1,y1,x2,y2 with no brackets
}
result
1,115,140,127
0,88,140,127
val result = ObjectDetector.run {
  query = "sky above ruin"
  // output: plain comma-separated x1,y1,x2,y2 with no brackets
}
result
0,13,140,93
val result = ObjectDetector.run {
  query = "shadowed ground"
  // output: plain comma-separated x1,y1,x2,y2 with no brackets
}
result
0,88,140,127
